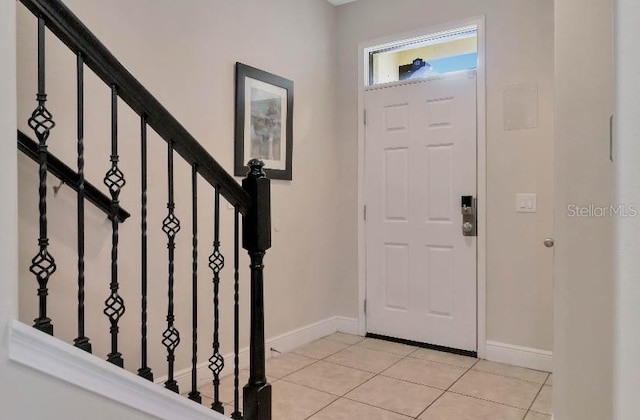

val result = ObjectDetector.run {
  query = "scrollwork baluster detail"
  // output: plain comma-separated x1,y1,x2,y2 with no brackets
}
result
103,85,126,368
162,140,181,393
29,16,56,336
209,188,225,414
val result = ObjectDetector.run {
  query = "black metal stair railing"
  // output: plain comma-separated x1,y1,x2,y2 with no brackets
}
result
137,115,153,382
103,84,126,368
73,51,91,354
18,0,273,419
28,16,56,337
162,141,181,393
17,130,132,222
209,187,226,413
188,163,202,403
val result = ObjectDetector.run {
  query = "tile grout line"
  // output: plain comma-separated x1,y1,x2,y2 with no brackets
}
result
339,395,416,419
200,335,431,417
286,335,483,419
377,358,473,391
280,354,399,400
444,390,539,412
310,335,484,370
278,336,375,412
301,393,340,420
290,338,415,378
326,343,424,419
460,369,549,386
301,370,416,419
265,334,552,419
421,367,549,418
350,345,471,418
522,372,552,420
525,372,550,412
472,367,551,385
301,335,403,420
413,358,481,418
257,357,336,420
296,336,420,419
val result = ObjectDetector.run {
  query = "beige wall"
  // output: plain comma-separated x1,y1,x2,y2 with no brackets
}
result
336,0,555,351
16,0,340,379
553,0,614,419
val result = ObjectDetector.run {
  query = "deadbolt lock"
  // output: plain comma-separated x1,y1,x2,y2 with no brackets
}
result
461,195,477,237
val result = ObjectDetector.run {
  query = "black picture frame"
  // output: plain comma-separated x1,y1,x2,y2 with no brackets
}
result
234,63,294,180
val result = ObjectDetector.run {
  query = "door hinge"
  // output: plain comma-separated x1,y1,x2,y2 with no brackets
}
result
364,299,367,315
364,205,367,221
364,109,367,125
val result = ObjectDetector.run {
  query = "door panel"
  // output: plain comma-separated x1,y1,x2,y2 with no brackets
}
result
365,73,477,351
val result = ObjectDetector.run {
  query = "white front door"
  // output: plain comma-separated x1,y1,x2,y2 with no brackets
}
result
365,72,478,351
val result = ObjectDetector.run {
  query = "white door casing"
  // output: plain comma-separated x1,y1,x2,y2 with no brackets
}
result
365,72,477,351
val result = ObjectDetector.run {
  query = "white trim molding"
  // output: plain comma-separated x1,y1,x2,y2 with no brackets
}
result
485,340,553,372
9,320,225,420
334,316,359,335
10,316,359,417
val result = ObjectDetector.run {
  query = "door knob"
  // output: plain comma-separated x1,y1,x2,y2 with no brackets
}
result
543,238,554,248
462,221,474,234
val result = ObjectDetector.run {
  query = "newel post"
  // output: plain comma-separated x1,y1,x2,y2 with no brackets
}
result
242,159,272,420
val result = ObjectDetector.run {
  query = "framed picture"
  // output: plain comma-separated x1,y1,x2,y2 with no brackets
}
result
234,63,294,180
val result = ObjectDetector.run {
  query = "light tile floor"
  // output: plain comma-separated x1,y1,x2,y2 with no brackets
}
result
198,333,553,420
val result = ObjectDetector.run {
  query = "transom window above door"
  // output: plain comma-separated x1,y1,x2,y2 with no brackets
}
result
368,26,478,86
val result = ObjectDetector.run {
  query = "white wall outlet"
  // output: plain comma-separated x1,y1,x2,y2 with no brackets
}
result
516,193,537,213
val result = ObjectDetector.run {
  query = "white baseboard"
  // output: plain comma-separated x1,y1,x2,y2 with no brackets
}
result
8,320,225,420
157,316,360,391
334,316,359,335
485,340,553,372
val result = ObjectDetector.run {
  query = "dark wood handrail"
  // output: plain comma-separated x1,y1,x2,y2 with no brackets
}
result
19,0,252,214
18,129,131,222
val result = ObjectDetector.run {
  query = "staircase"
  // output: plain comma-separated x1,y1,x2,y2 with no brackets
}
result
13,0,272,418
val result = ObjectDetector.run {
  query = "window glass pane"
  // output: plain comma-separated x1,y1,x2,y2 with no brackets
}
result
369,30,478,86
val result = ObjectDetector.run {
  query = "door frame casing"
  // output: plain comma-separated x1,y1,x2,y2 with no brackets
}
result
357,16,487,358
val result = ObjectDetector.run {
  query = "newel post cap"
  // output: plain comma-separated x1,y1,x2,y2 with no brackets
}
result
247,159,266,178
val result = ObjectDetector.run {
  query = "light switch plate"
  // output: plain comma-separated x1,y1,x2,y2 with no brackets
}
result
516,193,537,213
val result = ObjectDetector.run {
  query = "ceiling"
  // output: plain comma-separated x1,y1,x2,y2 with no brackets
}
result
326,0,358,5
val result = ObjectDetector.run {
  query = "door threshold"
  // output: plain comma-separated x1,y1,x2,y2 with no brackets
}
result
366,333,477,358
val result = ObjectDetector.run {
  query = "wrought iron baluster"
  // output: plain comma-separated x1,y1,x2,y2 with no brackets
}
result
137,115,153,381
73,52,91,352
209,188,225,414
162,140,181,393
188,165,201,403
232,208,242,420
103,85,126,368
29,16,56,336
